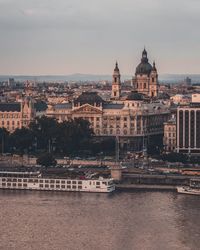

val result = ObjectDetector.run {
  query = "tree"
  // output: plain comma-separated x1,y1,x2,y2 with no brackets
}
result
29,116,58,151
0,128,9,153
36,153,57,167
10,128,34,154
162,153,188,163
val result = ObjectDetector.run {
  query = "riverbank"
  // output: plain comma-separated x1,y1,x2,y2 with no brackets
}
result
116,183,177,191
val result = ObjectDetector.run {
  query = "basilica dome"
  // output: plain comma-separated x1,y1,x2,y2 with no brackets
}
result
135,49,153,76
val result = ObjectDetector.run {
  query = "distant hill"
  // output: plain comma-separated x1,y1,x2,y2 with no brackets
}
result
0,73,200,83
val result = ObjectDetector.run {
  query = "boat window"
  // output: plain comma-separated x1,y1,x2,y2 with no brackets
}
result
23,184,27,187
18,179,22,182
7,183,11,187
34,179,38,183
23,179,27,182
45,184,49,188
96,181,100,185
67,181,71,184
67,185,71,188
7,178,11,182
45,180,49,183
18,183,22,187
2,183,6,186
72,185,76,189
39,184,43,188
12,183,16,187
61,185,65,188
50,185,54,188
56,185,60,188
78,181,82,184
39,180,43,183
50,180,55,183
56,180,60,184
78,186,82,189
61,180,65,184
28,179,33,183
72,181,76,184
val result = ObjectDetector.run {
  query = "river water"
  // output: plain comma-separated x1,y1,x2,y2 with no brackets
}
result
0,190,199,250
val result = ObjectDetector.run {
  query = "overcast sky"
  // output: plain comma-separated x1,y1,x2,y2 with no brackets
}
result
0,0,200,75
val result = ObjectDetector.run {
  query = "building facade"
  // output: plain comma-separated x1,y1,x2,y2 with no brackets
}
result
0,98,35,132
163,118,176,153
177,95,200,155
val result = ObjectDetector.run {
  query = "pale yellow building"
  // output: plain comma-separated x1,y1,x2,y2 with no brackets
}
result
47,91,170,151
0,98,35,132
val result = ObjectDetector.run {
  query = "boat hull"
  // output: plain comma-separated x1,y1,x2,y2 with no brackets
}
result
177,186,200,195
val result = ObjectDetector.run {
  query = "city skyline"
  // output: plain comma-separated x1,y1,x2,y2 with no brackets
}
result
1,0,200,75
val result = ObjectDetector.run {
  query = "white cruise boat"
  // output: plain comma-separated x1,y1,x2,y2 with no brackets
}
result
0,171,115,193
177,179,200,195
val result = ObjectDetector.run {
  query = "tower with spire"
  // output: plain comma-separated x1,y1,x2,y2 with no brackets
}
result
149,61,158,97
111,61,121,100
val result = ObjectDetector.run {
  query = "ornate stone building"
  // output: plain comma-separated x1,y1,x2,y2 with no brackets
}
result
135,49,158,98
47,91,169,150
0,98,35,132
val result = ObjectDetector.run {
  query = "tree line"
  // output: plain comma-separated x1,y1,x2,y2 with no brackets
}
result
0,116,115,156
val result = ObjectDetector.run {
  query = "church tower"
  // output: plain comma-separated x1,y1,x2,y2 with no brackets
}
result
111,62,121,100
149,62,158,97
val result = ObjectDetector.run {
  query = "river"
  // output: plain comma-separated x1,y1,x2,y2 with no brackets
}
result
0,190,199,250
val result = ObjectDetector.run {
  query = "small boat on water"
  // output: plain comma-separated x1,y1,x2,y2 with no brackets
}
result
177,179,200,195
0,171,115,193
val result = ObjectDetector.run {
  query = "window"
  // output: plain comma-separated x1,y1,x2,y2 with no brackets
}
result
56,185,60,188
72,181,76,184
67,181,71,184
72,185,76,189
61,180,65,184
78,186,82,189
50,185,54,188
61,185,65,189
39,184,43,188
45,184,49,188
67,185,71,189
78,181,82,184
45,180,49,183
23,184,27,187
50,180,55,183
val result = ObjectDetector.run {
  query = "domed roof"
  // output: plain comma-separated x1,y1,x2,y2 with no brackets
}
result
126,91,144,101
74,92,104,105
135,49,153,76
